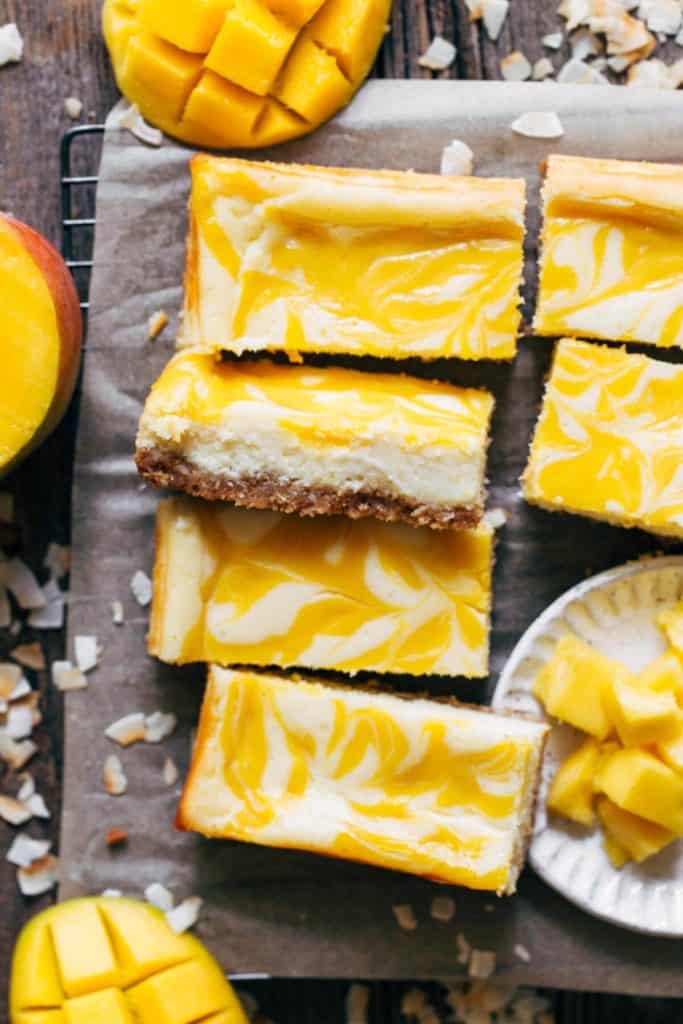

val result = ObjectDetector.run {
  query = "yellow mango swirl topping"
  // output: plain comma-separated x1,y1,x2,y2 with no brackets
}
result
150,497,493,677
178,668,549,893
524,338,683,538
181,157,526,361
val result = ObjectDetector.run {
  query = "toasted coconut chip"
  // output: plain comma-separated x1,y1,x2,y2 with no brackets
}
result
166,895,203,933
106,712,146,747
510,992,553,1020
26,793,50,819
17,853,59,896
543,30,564,47
130,570,153,607
430,895,456,922
0,663,23,701
74,634,100,673
7,834,51,868
0,732,37,770
500,49,532,80
111,600,124,625
514,942,532,962
392,903,417,931
0,492,14,523
511,110,565,138
52,660,88,692
0,793,33,826
64,96,83,120
557,55,608,82
532,56,555,78
464,0,483,17
145,881,175,912
440,139,474,175
571,26,604,57
345,983,370,1024
11,643,46,671
102,888,123,898
456,931,471,965
148,310,169,340
6,705,34,741
16,773,35,802
0,22,23,66
28,580,64,630
44,542,70,579
468,949,497,980
144,710,177,744
103,754,128,796
106,827,129,847
639,0,682,34
559,0,591,30
0,587,10,629
401,989,440,1024
1,558,46,610
482,0,509,39
418,35,457,70
590,7,654,54
163,756,179,786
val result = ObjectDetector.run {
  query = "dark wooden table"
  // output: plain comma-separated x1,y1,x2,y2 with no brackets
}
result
1,2,682,1020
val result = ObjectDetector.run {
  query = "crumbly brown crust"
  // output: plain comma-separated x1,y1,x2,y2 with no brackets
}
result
136,447,484,530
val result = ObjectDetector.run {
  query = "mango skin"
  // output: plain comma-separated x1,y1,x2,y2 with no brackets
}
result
10,897,248,1024
102,0,392,149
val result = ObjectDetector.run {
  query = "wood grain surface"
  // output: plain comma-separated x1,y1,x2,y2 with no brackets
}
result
0,1,681,1020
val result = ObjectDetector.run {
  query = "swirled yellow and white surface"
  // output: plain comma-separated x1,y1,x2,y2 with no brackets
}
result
535,155,683,349
180,157,526,361
150,497,493,676
137,350,494,512
524,338,683,538
177,668,548,892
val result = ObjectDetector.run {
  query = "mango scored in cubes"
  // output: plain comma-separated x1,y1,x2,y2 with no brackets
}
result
103,0,391,148
547,737,600,827
10,897,248,1024
532,634,617,740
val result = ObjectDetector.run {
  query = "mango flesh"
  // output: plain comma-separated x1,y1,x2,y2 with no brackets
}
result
0,215,82,477
597,797,675,865
10,898,248,1024
103,0,390,149
604,674,680,747
638,651,683,703
533,633,618,740
595,747,683,834
547,736,600,827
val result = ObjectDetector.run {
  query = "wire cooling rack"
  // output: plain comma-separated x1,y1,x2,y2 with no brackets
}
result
56,124,672,1024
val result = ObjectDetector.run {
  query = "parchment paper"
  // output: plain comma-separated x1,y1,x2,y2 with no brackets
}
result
61,81,683,994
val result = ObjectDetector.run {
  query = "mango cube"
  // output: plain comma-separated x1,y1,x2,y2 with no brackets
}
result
267,0,327,26
181,71,265,147
654,718,683,774
638,651,683,704
205,0,297,95
604,673,679,747
602,832,629,869
547,736,600,827
10,898,248,1024
597,797,675,865
309,0,389,80
273,32,352,122
595,747,683,834
659,600,683,654
139,0,230,52
121,31,203,121
533,634,619,740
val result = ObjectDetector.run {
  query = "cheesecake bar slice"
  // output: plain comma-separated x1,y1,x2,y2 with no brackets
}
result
180,156,526,361
534,155,683,349
524,338,683,538
150,497,494,677
136,351,494,530
177,667,549,893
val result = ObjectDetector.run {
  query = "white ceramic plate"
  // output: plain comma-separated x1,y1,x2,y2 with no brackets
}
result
493,555,683,936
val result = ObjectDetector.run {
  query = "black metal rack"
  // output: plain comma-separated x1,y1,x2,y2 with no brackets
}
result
59,125,105,312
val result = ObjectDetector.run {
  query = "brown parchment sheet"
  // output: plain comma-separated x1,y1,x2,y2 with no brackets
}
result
61,81,683,994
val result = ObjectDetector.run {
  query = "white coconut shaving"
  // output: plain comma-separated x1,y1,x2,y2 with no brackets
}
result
28,578,64,630
430,895,456,922
6,704,33,740
130,570,153,607
105,712,146,747
52,660,88,692
0,732,37,770
111,600,124,625
0,22,23,66
144,710,177,744
7,834,51,868
26,793,50,819
511,111,565,138
1,557,46,610
543,31,564,47
532,56,555,78
103,754,128,796
16,773,34,802
0,793,33,825
500,50,532,80
571,26,603,57
639,0,682,34
44,542,70,579
514,942,532,962
392,903,417,931
64,96,83,120
440,139,474,175
74,634,100,672
145,881,175,912
345,983,370,1024
102,888,123,898
557,56,608,82
163,756,179,786
17,854,58,897
110,100,163,147
418,35,457,70
166,896,203,933
482,0,509,40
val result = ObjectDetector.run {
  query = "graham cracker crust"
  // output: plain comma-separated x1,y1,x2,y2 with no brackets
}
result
136,447,483,530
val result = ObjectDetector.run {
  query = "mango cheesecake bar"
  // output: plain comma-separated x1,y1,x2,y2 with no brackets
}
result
177,667,549,893
524,338,683,538
150,497,494,677
535,155,683,349
180,156,526,361
136,351,494,530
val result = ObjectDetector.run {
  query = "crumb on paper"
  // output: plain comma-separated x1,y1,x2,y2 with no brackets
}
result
430,895,456,922
148,310,169,340
74,634,100,673
130,569,153,607
52,660,88,692
64,96,83,120
106,827,129,847
111,600,124,625
103,754,128,796
500,49,532,80
392,903,417,931
163,756,179,786
345,983,370,1024
0,22,23,66
418,35,457,70
105,712,146,747
11,643,46,671
145,881,175,912
17,854,58,897
166,895,203,933
468,948,497,980
511,111,565,139
440,139,474,175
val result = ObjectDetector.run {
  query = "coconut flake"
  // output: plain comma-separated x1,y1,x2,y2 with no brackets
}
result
482,0,509,39
130,570,153,607
557,56,608,82
102,888,123,898
456,931,471,964
418,35,457,70
105,712,146,747
166,895,203,933
74,635,100,672
64,96,83,120
392,903,417,931
26,793,50,819
559,0,591,30
0,663,23,700
110,99,163,146
111,600,124,625
145,881,175,912
144,710,177,744
440,139,474,176
464,0,483,16
0,793,33,826
514,942,532,962
7,834,51,868
346,983,370,1024
11,643,46,671
148,310,169,340
44,542,70,579
16,773,35,802
103,754,128,796
28,579,64,629
6,704,34,740
571,26,603,58
627,55,679,85
0,22,23,66
607,52,632,69
430,895,456,922
163,756,179,786
639,0,682,34
532,56,555,78
543,31,564,47
0,732,37,770
17,853,58,896
511,111,565,138
468,948,497,979
483,507,508,529
1,558,45,610
500,50,532,80
52,660,88,692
